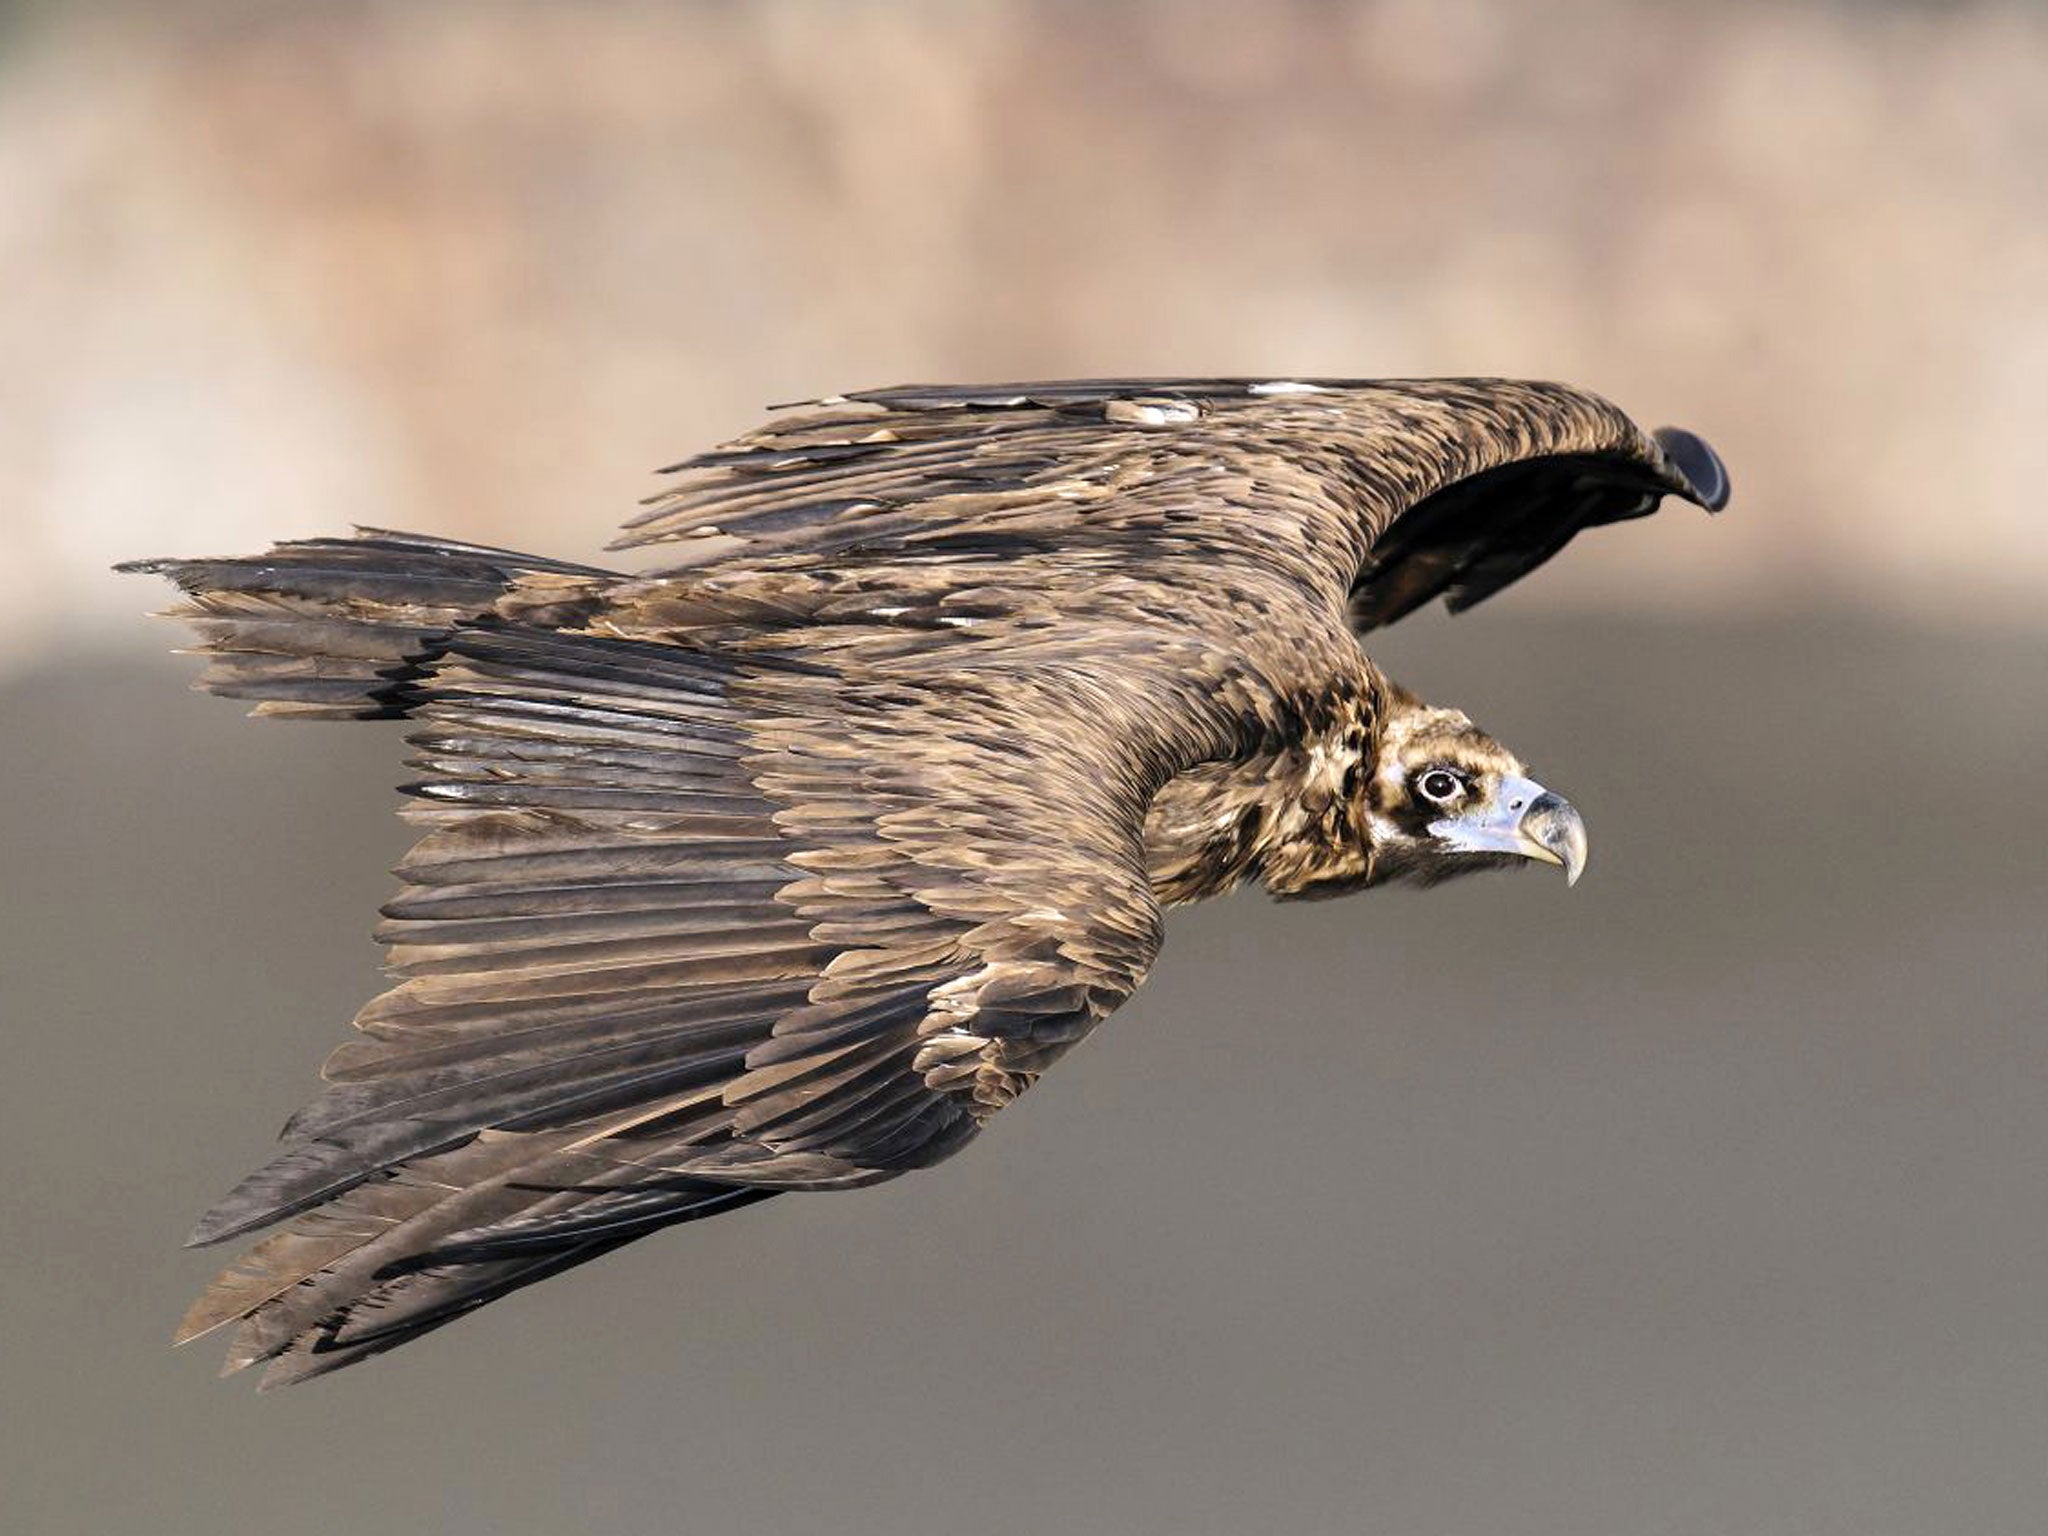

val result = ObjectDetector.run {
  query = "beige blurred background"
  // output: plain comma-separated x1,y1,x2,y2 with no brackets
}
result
3,0,2046,654
4,3,2046,1534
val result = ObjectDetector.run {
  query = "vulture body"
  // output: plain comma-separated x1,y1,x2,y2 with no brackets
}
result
122,377,1727,1387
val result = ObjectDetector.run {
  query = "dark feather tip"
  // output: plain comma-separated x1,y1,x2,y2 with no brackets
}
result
1652,427,1730,512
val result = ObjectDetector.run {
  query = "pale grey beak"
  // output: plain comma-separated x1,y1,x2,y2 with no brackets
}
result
1429,773,1589,885
1517,787,1589,886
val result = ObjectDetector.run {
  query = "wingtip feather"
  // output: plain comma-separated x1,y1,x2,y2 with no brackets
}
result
184,1211,240,1248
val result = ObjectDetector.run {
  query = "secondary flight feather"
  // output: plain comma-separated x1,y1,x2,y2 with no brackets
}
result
123,376,1727,1387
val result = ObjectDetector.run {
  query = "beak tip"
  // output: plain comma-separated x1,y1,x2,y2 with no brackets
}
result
1560,830,1588,887
1519,788,1588,889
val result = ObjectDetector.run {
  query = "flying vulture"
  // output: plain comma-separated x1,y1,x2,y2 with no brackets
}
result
123,377,1728,1387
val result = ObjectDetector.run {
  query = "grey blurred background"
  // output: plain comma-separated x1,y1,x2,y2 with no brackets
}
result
3,2,2045,1533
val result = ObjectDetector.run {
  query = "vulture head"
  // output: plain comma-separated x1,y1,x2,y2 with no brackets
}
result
1358,685,1587,889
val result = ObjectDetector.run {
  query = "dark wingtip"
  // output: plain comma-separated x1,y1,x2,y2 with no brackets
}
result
1652,426,1730,512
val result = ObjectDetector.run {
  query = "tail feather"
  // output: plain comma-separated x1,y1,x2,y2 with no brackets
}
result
118,530,615,719
254,1236,646,1388
264,1181,777,1386
178,1125,773,1389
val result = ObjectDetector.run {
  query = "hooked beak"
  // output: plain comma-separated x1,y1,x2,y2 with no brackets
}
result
1429,774,1589,886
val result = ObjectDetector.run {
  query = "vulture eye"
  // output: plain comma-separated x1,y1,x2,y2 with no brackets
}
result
1416,768,1464,805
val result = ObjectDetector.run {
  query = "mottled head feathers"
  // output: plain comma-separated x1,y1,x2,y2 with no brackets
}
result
1355,684,1585,890
1143,674,1586,902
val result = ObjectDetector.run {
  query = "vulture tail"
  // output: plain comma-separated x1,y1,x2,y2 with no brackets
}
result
116,530,616,720
177,1127,778,1388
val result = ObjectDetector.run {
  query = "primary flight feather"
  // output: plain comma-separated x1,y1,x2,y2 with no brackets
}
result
122,376,1727,1387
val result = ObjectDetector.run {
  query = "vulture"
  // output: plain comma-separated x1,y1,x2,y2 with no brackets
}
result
123,377,1728,1387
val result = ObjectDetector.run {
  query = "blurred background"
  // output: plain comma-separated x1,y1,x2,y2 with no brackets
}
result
3,2,2044,1533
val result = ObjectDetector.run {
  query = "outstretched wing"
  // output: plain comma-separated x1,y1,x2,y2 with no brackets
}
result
617,377,1727,631
171,618,1186,1386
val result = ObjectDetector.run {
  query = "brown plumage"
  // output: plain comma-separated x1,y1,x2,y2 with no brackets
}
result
121,376,1727,1387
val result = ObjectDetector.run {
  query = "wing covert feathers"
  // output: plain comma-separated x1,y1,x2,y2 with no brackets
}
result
621,376,1721,632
